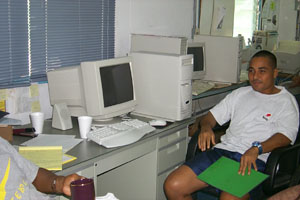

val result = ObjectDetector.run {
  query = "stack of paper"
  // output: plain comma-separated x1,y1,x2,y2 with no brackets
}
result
21,134,82,153
19,134,82,170
19,146,63,170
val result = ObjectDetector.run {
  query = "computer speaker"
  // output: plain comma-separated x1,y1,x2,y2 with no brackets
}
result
52,103,73,130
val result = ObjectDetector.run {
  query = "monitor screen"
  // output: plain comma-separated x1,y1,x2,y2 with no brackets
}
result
47,57,137,121
100,63,134,107
187,42,206,80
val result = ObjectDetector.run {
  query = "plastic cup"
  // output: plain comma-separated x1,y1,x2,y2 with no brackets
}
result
78,116,92,139
70,178,95,200
30,112,44,134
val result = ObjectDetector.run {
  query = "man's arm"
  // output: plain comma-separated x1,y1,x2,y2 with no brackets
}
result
32,168,82,196
189,117,201,137
238,133,292,175
198,112,217,151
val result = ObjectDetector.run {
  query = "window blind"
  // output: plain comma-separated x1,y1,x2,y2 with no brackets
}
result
30,0,115,81
0,0,115,87
0,1,29,88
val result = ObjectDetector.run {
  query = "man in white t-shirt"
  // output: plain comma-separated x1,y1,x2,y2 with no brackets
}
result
164,50,299,200
0,136,82,200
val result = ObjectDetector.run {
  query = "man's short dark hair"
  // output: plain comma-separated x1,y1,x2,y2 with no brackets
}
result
251,50,277,69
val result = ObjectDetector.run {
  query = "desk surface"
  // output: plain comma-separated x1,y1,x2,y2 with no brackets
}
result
192,81,249,100
13,116,192,176
192,81,300,99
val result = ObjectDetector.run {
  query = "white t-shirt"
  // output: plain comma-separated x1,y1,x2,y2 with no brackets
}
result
211,86,299,162
0,137,51,200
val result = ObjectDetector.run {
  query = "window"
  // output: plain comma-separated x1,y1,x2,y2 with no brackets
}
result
0,0,115,88
0,1,29,88
194,0,261,46
233,0,261,46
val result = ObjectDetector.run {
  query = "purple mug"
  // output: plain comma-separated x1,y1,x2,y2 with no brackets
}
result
70,178,95,200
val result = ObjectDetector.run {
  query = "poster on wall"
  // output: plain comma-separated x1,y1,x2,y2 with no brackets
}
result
261,0,280,31
210,0,235,37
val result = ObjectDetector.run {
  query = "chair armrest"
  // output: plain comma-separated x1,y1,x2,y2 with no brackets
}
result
290,165,300,187
186,129,201,161
263,143,300,195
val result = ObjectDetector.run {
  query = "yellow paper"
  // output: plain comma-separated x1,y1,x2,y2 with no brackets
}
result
0,100,5,112
31,101,41,112
30,84,39,97
63,154,77,165
19,146,62,170
0,89,7,101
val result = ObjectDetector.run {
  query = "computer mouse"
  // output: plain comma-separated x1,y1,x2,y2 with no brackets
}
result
149,119,167,126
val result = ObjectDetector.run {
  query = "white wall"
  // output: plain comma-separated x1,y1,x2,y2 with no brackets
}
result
115,0,194,57
115,0,298,57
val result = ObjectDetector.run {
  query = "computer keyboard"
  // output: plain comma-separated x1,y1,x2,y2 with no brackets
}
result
87,119,156,148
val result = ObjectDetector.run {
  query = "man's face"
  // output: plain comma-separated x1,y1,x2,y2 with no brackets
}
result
248,57,278,94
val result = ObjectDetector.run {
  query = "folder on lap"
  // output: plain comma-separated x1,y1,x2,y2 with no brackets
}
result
197,156,268,198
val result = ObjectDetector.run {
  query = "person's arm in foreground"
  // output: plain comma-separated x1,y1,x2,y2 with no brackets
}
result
268,184,300,200
32,168,82,196
189,117,201,137
239,133,291,175
198,112,217,151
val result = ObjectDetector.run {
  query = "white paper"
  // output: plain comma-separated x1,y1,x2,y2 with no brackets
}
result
96,193,119,200
215,6,226,29
21,134,82,153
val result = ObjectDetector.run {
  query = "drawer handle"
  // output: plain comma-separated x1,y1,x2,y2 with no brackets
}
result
167,143,180,154
167,132,180,142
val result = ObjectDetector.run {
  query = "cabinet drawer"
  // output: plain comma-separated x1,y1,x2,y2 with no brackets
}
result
159,128,187,148
158,139,187,173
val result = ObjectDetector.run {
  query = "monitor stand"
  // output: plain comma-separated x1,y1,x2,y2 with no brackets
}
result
91,116,124,127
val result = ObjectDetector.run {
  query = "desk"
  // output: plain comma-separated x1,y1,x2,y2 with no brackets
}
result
192,82,249,116
14,117,193,200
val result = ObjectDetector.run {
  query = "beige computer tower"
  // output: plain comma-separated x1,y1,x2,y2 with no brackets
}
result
131,52,193,122
193,35,243,83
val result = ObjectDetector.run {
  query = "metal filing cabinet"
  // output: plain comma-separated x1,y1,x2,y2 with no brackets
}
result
156,127,188,200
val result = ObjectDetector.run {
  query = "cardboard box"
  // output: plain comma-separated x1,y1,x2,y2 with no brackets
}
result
0,125,13,143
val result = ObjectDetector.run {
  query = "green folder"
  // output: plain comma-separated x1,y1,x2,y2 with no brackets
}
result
197,156,268,198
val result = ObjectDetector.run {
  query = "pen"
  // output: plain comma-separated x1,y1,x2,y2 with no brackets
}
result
13,128,35,134
13,128,37,137
13,132,37,138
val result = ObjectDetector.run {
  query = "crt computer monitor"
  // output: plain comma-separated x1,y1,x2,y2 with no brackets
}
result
273,40,300,74
187,42,206,80
47,57,137,121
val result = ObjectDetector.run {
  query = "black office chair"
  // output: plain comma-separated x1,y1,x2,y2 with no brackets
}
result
185,123,300,200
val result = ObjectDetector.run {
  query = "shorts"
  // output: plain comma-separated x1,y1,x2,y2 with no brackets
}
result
184,147,266,199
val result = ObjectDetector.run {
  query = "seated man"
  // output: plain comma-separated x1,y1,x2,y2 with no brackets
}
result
164,50,299,200
0,136,82,200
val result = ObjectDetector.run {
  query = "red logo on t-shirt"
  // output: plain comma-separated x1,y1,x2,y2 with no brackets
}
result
263,113,271,121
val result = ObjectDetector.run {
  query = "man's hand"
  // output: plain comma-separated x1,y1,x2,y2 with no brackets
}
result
198,128,216,151
57,174,83,196
238,147,259,175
